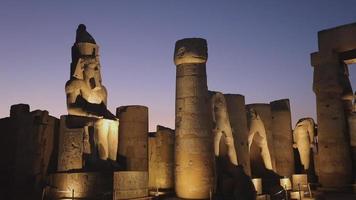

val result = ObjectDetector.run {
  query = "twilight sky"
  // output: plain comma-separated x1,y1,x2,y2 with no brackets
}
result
1,1,356,131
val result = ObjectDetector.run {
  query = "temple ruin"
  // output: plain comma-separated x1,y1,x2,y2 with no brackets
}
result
0,22,355,200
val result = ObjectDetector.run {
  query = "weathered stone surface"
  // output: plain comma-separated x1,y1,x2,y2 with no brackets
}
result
116,105,148,171
113,171,148,200
311,23,354,187
148,125,174,190
174,38,215,199
246,104,275,176
210,91,238,166
58,116,84,171
270,99,295,177
0,104,59,200
65,24,119,161
46,172,113,199
225,94,251,175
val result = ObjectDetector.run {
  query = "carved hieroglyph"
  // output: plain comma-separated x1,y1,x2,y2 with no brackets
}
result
174,38,214,199
293,118,315,171
210,91,238,166
65,24,119,161
246,108,273,170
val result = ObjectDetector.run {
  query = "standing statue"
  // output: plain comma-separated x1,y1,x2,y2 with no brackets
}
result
292,118,316,171
210,91,238,166
247,108,273,170
65,24,119,161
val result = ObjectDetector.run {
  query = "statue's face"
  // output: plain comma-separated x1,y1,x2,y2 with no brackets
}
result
248,108,258,119
83,58,102,90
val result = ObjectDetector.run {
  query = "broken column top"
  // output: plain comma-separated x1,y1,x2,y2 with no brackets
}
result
174,38,208,65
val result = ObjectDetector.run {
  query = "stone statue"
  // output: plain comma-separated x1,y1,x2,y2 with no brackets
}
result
65,24,118,161
247,108,273,170
292,118,315,171
210,91,238,166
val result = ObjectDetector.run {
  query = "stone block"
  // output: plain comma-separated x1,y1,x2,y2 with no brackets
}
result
292,174,308,191
113,171,148,200
47,172,112,199
57,115,84,171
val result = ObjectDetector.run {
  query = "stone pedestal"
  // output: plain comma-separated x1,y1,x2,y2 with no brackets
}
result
113,171,148,200
174,38,215,199
292,174,308,192
148,125,175,190
280,177,292,190
225,94,251,175
116,105,148,171
270,99,295,177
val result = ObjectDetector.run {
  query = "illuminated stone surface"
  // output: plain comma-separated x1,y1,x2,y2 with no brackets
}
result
174,38,215,199
47,172,112,199
252,178,262,195
116,105,148,171
65,24,119,161
280,177,292,190
210,91,238,166
246,105,274,173
310,23,355,187
0,104,58,200
293,118,315,171
292,174,308,191
148,125,174,189
270,99,295,177
113,171,148,199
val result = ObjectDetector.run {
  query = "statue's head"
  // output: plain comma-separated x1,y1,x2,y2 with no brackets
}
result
247,108,258,120
73,57,102,90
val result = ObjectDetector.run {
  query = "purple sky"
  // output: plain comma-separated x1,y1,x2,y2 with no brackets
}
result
1,1,356,131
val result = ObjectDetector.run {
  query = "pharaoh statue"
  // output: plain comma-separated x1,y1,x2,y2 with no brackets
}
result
65,24,119,161
210,91,238,165
292,118,316,171
247,108,273,170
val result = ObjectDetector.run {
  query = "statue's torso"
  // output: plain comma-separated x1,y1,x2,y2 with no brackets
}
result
67,79,107,104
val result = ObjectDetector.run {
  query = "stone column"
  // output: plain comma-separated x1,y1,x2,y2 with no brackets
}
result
246,103,276,172
116,105,148,171
224,94,251,175
148,125,175,190
270,99,295,177
174,38,215,199
311,52,352,187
